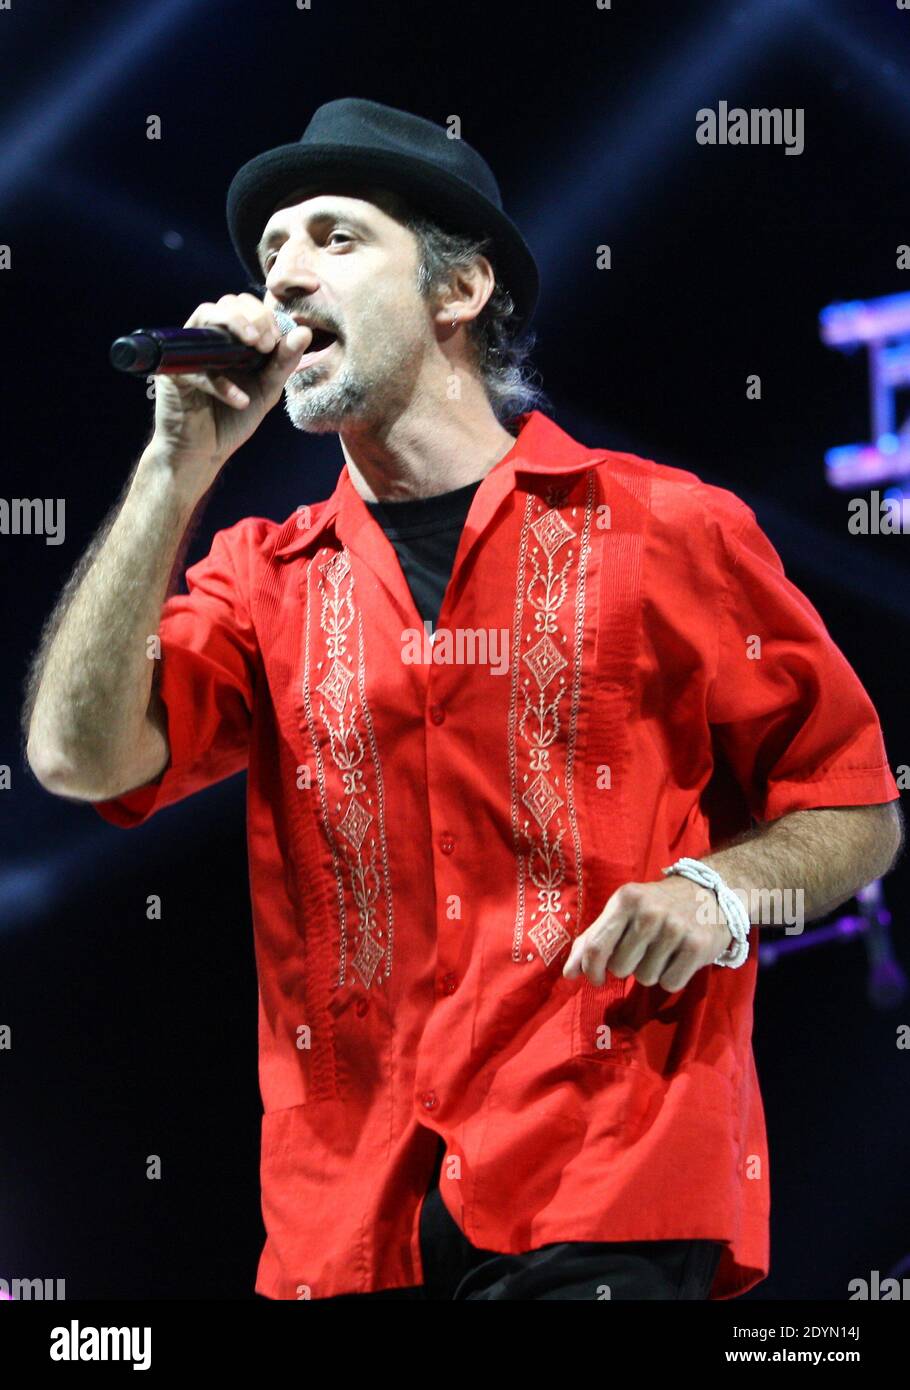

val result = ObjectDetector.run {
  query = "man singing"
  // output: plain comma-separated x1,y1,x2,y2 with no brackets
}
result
22,98,903,1300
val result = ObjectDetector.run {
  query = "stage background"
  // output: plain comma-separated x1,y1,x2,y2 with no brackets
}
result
2,0,908,1299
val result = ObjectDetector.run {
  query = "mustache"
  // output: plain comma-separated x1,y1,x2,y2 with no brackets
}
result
284,307,343,341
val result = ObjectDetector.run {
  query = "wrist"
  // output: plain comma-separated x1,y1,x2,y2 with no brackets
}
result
135,443,218,515
661,856,752,968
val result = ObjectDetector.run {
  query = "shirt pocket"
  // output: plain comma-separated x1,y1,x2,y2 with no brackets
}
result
570,975,638,1062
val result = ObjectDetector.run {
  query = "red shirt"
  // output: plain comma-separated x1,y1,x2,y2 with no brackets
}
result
92,409,900,1299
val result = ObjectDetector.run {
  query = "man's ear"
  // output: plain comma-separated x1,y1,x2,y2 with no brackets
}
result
433,259,496,329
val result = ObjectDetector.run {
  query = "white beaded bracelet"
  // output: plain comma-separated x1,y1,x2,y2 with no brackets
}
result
660,857,752,968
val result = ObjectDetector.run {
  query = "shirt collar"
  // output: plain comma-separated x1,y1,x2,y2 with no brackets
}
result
270,409,611,561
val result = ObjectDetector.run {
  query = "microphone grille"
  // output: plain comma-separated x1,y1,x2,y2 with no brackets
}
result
273,308,297,338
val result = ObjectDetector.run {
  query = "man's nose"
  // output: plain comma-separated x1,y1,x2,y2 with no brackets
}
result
265,241,321,300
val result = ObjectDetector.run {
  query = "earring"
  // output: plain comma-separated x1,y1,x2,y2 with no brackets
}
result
451,315,458,329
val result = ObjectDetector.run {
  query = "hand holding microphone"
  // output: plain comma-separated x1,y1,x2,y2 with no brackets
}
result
110,305,304,377
119,294,313,502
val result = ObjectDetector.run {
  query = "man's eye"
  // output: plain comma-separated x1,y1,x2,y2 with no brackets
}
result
263,230,352,272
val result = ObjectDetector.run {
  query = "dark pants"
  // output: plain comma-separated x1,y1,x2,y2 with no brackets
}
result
320,1140,723,1301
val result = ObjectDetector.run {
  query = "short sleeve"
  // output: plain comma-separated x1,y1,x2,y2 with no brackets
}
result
91,519,262,829
706,500,899,824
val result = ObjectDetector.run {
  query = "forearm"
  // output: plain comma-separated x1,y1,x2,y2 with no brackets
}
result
23,446,201,794
568,804,904,990
698,804,904,928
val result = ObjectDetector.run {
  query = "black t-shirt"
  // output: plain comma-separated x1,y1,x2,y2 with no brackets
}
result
363,477,483,633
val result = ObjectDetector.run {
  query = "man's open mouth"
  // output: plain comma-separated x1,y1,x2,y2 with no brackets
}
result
295,327,341,369
307,328,338,352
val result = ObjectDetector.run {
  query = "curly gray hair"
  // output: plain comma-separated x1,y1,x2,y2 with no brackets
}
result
264,181,550,426
381,190,551,426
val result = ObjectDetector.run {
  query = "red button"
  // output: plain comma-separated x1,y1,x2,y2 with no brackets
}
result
440,834,455,854
429,703,445,724
419,1091,438,1110
440,972,458,995
355,998,369,1018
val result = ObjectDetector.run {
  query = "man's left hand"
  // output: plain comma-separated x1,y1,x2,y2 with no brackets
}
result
562,876,734,992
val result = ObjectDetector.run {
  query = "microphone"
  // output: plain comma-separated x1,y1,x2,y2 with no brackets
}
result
110,308,297,376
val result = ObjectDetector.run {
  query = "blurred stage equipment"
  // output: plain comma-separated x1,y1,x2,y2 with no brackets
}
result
761,293,910,998
820,290,910,489
758,878,906,1006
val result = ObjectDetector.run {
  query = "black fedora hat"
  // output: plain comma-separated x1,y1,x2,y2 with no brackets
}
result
226,97,540,331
